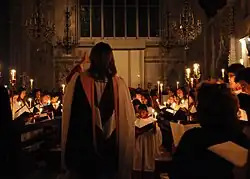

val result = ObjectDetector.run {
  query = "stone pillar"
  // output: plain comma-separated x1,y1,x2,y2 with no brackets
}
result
229,36,237,65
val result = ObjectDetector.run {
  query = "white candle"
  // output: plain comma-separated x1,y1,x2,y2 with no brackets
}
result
157,81,160,94
221,69,225,78
62,84,66,93
176,81,179,89
160,83,163,93
10,69,16,82
30,79,34,90
190,78,194,88
186,68,191,79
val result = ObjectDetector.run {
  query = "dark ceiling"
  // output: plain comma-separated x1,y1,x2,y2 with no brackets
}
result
198,0,227,18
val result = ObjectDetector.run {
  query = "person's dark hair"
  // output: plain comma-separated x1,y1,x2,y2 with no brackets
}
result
235,67,250,84
132,99,141,107
197,83,240,132
138,104,148,112
228,63,245,74
88,42,117,79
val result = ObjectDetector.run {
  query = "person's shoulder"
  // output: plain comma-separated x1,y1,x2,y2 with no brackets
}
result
182,127,203,139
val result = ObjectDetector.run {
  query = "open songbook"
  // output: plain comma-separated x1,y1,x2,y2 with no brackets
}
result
208,141,248,167
135,117,157,136
239,108,248,121
14,104,31,119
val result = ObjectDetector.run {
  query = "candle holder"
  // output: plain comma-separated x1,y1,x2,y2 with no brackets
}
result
184,63,201,121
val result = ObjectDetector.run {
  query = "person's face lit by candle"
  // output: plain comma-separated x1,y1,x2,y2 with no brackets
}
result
42,95,50,105
20,90,26,100
36,91,41,99
228,72,235,85
177,89,184,98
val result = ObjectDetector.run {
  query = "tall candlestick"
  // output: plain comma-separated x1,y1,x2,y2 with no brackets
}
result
176,81,179,89
10,69,16,85
221,69,225,78
30,79,34,90
193,63,199,75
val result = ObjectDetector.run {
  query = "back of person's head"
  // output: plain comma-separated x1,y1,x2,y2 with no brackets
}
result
138,104,148,112
197,83,240,132
88,42,117,79
235,67,250,84
228,63,245,75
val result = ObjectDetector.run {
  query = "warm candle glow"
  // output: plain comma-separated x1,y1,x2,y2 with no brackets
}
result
164,101,167,106
176,81,179,89
10,69,16,81
154,112,158,118
193,63,199,75
186,68,191,79
30,79,34,89
62,84,66,93
160,83,163,93
221,69,225,78
190,78,194,87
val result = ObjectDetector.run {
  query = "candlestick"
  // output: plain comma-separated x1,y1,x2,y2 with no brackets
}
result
221,69,225,78
30,79,34,90
62,84,66,93
176,81,179,89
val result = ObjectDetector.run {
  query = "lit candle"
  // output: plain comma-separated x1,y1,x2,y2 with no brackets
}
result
190,78,194,88
181,99,185,104
4,85,7,88
176,81,179,89
193,63,199,75
28,98,32,108
160,83,163,93
39,108,43,114
221,69,225,78
62,84,66,93
186,68,191,79
152,109,155,114
156,99,159,104
30,79,34,90
164,101,167,106
48,100,51,105
10,69,16,84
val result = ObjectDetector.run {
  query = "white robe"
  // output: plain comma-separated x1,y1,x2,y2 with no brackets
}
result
61,72,135,179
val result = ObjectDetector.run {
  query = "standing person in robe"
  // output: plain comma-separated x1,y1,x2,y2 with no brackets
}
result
62,42,135,179
0,86,19,178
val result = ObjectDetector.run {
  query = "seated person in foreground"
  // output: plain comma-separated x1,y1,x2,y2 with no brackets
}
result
169,82,250,179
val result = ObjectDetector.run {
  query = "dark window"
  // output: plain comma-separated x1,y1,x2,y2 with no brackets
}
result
104,0,113,6
138,6,148,37
104,5,114,37
126,0,136,6
115,6,125,37
138,0,147,6
92,0,101,6
149,0,159,6
115,0,124,6
150,6,159,37
92,6,101,37
126,6,136,37
80,6,90,37
80,0,90,5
